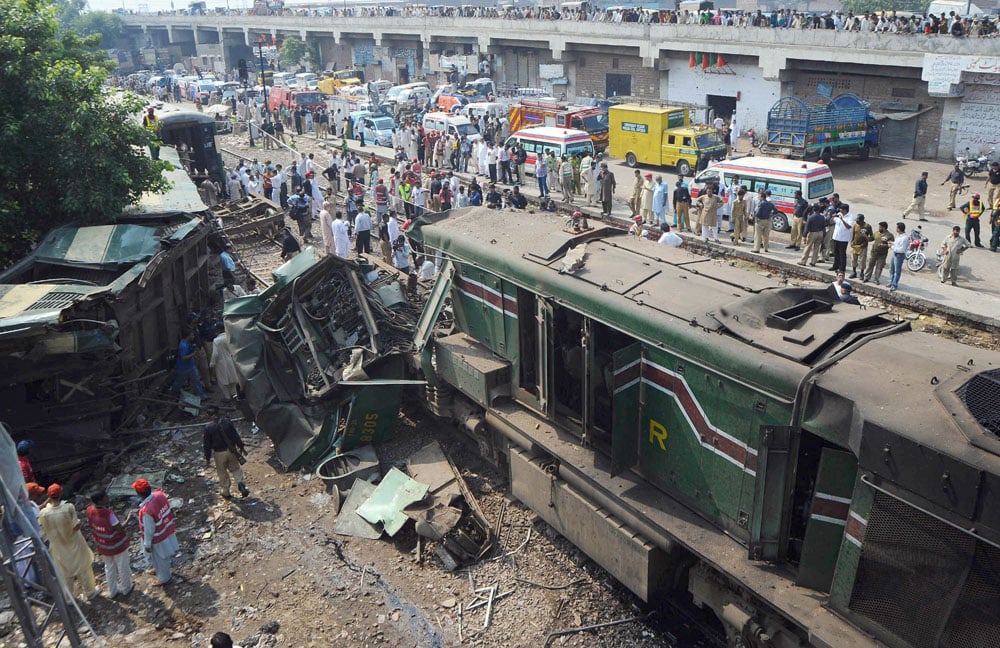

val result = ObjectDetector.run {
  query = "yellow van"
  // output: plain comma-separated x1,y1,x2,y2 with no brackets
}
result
609,104,726,175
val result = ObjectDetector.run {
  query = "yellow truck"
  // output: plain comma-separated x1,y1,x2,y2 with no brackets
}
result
318,69,365,96
609,103,727,176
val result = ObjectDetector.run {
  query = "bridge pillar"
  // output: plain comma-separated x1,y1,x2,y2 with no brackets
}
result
550,38,566,61
243,28,250,47
300,29,307,41
478,35,492,55
193,27,200,45
166,25,173,43
639,42,655,69
374,32,384,47
759,51,786,82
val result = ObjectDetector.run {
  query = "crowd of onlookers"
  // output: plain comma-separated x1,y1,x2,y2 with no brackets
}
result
134,5,998,38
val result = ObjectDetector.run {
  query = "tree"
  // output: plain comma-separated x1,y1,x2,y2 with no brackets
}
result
0,0,169,268
70,11,125,49
278,35,306,70
51,0,84,27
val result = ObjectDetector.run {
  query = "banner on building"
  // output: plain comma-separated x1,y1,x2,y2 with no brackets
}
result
353,44,378,66
538,64,564,80
431,54,478,72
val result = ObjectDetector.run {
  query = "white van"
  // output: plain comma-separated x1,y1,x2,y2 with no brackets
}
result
691,157,835,232
385,82,430,103
422,112,482,142
504,127,595,175
391,85,431,112
295,72,319,89
462,102,507,121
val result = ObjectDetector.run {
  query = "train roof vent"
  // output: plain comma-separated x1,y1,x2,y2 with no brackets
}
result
959,369,1000,437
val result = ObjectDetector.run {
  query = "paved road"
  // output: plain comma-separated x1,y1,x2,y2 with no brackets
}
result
215,116,999,329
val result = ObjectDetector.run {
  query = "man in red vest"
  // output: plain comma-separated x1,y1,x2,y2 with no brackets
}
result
86,490,133,598
133,479,179,586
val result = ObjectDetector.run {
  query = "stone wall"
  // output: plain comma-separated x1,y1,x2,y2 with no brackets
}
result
572,53,659,101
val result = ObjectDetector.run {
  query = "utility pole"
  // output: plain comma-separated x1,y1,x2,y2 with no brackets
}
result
254,35,270,148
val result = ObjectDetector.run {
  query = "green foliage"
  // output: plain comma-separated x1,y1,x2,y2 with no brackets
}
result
279,35,306,69
69,11,125,49
51,0,85,27
0,0,170,268
839,0,931,14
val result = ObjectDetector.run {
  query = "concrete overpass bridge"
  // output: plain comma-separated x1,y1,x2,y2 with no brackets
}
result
122,14,1000,161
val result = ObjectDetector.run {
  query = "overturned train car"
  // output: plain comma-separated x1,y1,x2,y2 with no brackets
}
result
0,148,212,476
407,207,1000,648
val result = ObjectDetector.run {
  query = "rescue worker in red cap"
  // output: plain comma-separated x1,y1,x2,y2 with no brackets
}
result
86,489,133,598
37,483,98,600
133,479,179,586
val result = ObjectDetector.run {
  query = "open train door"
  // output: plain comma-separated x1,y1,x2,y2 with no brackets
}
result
610,342,643,475
795,449,857,592
748,425,799,562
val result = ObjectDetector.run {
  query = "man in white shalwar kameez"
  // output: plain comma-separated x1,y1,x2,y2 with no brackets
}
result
319,202,336,256
332,210,351,259
311,175,324,218
210,332,240,402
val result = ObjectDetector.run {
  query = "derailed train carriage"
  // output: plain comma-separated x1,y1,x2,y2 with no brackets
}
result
0,147,213,477
405,207,1000,648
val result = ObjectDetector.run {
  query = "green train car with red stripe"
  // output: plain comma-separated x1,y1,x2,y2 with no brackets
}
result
409,207,1000,648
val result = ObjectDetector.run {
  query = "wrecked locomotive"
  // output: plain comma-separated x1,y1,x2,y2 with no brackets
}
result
402,207,1000,648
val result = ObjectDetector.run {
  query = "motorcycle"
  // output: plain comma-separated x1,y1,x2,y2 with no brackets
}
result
746,127,762,149
955,147,995,178
905,226,929,272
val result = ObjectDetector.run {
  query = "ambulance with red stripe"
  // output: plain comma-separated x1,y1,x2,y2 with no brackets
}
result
690,157,835,232
504,127,595,176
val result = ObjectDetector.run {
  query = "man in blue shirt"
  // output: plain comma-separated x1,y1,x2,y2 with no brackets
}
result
219,244,236,285
169,330,206,398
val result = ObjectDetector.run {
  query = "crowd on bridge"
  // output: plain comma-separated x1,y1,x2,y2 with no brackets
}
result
138,4,999,38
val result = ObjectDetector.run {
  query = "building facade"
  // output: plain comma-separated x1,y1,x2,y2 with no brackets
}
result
122,14,1000,161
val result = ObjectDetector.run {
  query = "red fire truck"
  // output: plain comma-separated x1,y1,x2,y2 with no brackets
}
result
267,87,326,113
508,99,609,152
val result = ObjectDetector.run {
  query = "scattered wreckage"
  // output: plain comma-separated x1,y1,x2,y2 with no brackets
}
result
222,245,495,569
223,249,425,471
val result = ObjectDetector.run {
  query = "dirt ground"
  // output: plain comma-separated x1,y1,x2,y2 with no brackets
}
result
2,411,703,648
